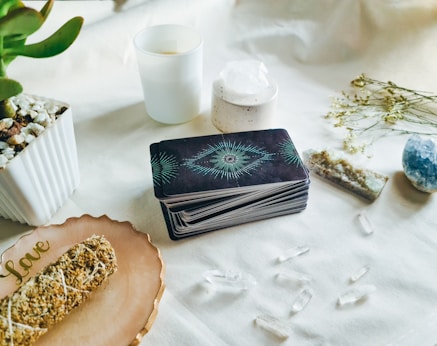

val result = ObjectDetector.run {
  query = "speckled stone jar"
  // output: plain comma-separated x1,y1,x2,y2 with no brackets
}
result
211,61,278,133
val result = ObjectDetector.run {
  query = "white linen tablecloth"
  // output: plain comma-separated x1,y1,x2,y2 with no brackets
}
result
3,1,437,345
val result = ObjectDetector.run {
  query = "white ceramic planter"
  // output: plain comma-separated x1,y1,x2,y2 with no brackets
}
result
0,97,80,226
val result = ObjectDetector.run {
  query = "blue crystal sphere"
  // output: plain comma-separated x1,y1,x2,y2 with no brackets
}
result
402,135,437,193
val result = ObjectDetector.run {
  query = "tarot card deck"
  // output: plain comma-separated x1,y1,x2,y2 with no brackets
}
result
150,129,310,240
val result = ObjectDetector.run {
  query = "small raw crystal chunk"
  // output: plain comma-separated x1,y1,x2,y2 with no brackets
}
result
402,135,437,193
349,265,370,283
291,287,313,313
337,284,376,307
357,210,375,235
276,271,311,288
254,315,289,340
203,269,256,290
0,235,117,345
278,245,310,263
304,149,388,201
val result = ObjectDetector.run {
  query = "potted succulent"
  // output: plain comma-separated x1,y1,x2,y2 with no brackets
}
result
0,0,83,225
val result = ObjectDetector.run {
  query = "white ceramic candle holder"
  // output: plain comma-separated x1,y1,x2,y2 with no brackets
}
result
134,24,203,124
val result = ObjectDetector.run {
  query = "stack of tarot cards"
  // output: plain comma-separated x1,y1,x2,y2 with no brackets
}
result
150,129,310,240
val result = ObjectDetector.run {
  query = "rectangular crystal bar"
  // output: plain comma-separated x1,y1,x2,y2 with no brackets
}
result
304,149,388,202
0,235,117,345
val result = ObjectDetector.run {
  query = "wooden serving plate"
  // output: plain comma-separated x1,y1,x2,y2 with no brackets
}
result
0,215,165,346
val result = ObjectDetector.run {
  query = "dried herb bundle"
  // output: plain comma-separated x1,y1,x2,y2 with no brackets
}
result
0,235,117,345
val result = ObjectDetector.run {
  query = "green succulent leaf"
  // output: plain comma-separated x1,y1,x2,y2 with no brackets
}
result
0,77,22,102
7,16,84,58
0,0,83,114
39,0,54,21
0,0,23,18
0,7,43,37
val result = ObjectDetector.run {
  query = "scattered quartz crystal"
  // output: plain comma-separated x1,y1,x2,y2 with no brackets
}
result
291,287,313,313
276,271,311,288
0,94,67,169
254,315,289,340
337,284,376,307
357,210,375,236
402,135,437,193
303,149,388,202
278,245,310,263
203,269,257,290
349,265,370,283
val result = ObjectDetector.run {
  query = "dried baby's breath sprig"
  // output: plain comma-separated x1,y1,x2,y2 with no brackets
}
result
326,73,437,153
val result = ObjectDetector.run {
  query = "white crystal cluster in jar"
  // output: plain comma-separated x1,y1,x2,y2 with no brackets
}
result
211,60,278,133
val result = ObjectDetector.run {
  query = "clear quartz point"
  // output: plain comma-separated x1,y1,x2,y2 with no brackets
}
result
350,265,370,283
278,245,310,262
337,284,376,306
254,315,289,340
357,210,375,235
203,269,257,290
291,287,313,313
276,271,311,287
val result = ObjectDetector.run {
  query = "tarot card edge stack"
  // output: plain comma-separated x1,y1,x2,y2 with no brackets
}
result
150,129,310,240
